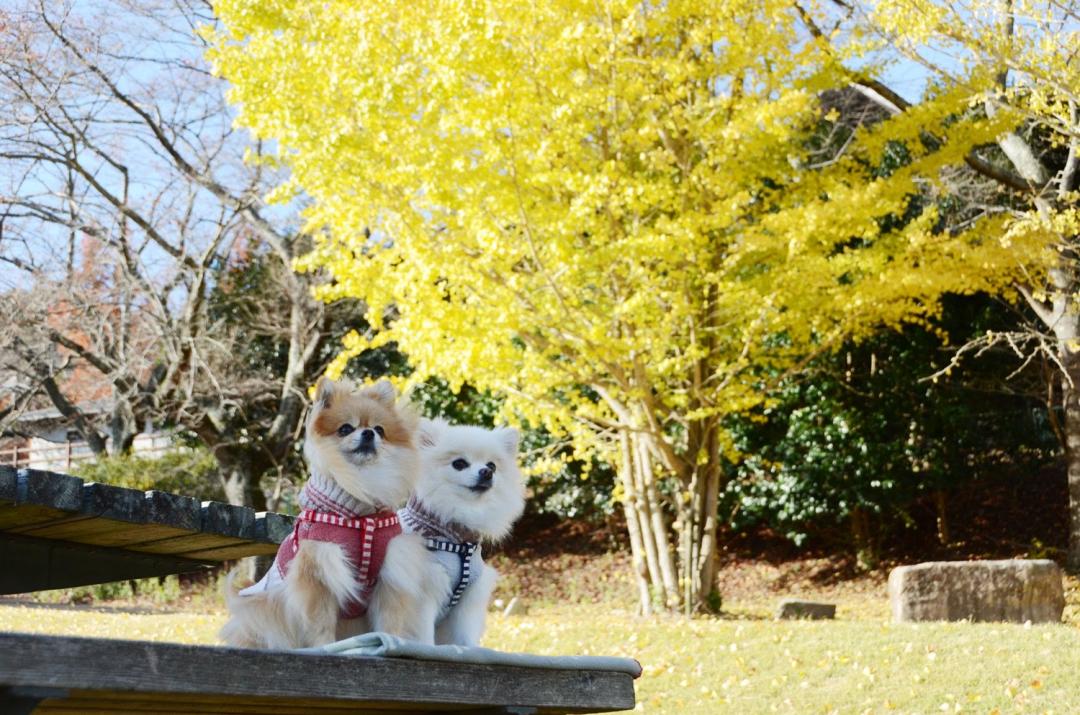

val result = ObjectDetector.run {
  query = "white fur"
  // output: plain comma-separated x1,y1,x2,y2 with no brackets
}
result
435,557,499,646
220,378,438,649
415,419,526,542
411,419,527,646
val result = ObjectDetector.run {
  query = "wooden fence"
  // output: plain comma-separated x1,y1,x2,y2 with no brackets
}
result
0,439,174,470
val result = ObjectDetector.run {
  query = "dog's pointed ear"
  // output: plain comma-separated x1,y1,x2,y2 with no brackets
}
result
314,376,338,407
417,418,444,449
496,427,520,457
366,379,397,407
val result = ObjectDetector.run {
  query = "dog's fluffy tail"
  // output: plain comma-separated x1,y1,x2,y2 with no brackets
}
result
219,570,270,648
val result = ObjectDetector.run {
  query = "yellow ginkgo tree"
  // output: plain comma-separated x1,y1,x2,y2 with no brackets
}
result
210,0,1053,611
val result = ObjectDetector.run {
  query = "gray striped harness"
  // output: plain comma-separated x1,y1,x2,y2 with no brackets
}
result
398,498,481,615
424,538,478,609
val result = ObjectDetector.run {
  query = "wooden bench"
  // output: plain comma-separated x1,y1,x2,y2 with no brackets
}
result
0,466,636,713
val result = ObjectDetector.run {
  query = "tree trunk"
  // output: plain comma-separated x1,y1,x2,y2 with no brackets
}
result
108,403,139,456
677,455,722,613
933,489,950,546
1063,350,1080,571
626,436,666,607
851,506,877,571
696,459,721,611
632,431,680,609
618,431,653,615
614,419,723,614
220,461,267,510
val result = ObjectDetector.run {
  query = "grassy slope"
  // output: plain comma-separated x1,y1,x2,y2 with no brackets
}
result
4,594,1080,714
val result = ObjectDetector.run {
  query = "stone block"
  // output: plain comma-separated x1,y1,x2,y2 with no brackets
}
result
888,559,1064,624
776,599,836,620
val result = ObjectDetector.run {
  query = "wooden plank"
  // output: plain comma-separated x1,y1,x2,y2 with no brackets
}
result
50,519,201,549
16,491,193,545
0,466,19,530
12,483,209,549
19,469,83,511
0,465,15,504
11,482,158,544
169,510,293,559
0,470,84,531
126,532,255,556
0,533,214,595
178,541,281,561
254,511,295,543
200,500,256,540
0,507,89,531
0,633,636,714
144,490,203,532
37,691,434,714
125,499,269,559
80,492,282,558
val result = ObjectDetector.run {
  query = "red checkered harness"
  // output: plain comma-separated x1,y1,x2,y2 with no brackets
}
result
271,508,401,620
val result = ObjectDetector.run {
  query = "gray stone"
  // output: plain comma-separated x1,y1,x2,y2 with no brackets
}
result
503,596,528,616
776,599,836,620
888,559,1064,624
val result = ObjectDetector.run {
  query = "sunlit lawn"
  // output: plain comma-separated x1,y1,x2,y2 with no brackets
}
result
3,598,1080,713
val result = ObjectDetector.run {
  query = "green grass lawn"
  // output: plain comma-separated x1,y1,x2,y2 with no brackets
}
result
3,598,1079,713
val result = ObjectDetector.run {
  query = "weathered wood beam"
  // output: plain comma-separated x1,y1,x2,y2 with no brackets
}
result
0,633,636,714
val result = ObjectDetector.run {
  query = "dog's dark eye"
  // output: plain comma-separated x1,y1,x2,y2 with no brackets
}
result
486,462,496,473
337,424,355,437
373,425,385,437
452,458,469,470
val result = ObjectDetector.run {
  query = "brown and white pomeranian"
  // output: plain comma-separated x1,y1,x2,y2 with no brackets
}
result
221,377,436,649
397,418,526,646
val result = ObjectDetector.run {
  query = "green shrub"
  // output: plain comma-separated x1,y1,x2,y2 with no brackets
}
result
73,447,225,502
722,296,1059,562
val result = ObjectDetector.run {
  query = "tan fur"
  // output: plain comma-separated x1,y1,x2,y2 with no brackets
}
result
221,377,436,649
311,389,414,446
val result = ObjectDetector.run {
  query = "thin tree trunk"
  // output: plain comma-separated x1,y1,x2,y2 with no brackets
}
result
1063,351,1080,571
615,417,724,613
681,472,696,614
851,506,877,571
696,457,722,611
933,489,950,546
221,462,266,510
108,404,139,456
618,431,653,614
677,475,722,613
634,432,680,609
629,432,669,607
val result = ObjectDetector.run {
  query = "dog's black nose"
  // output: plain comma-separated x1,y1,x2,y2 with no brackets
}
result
354,429,377,455
477,467,493,483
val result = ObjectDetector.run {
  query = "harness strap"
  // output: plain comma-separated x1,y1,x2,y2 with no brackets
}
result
424,537,478,608
298,509,399,532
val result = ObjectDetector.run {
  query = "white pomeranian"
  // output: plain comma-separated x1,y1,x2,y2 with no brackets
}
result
220,377,438,649
397,418,526,646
